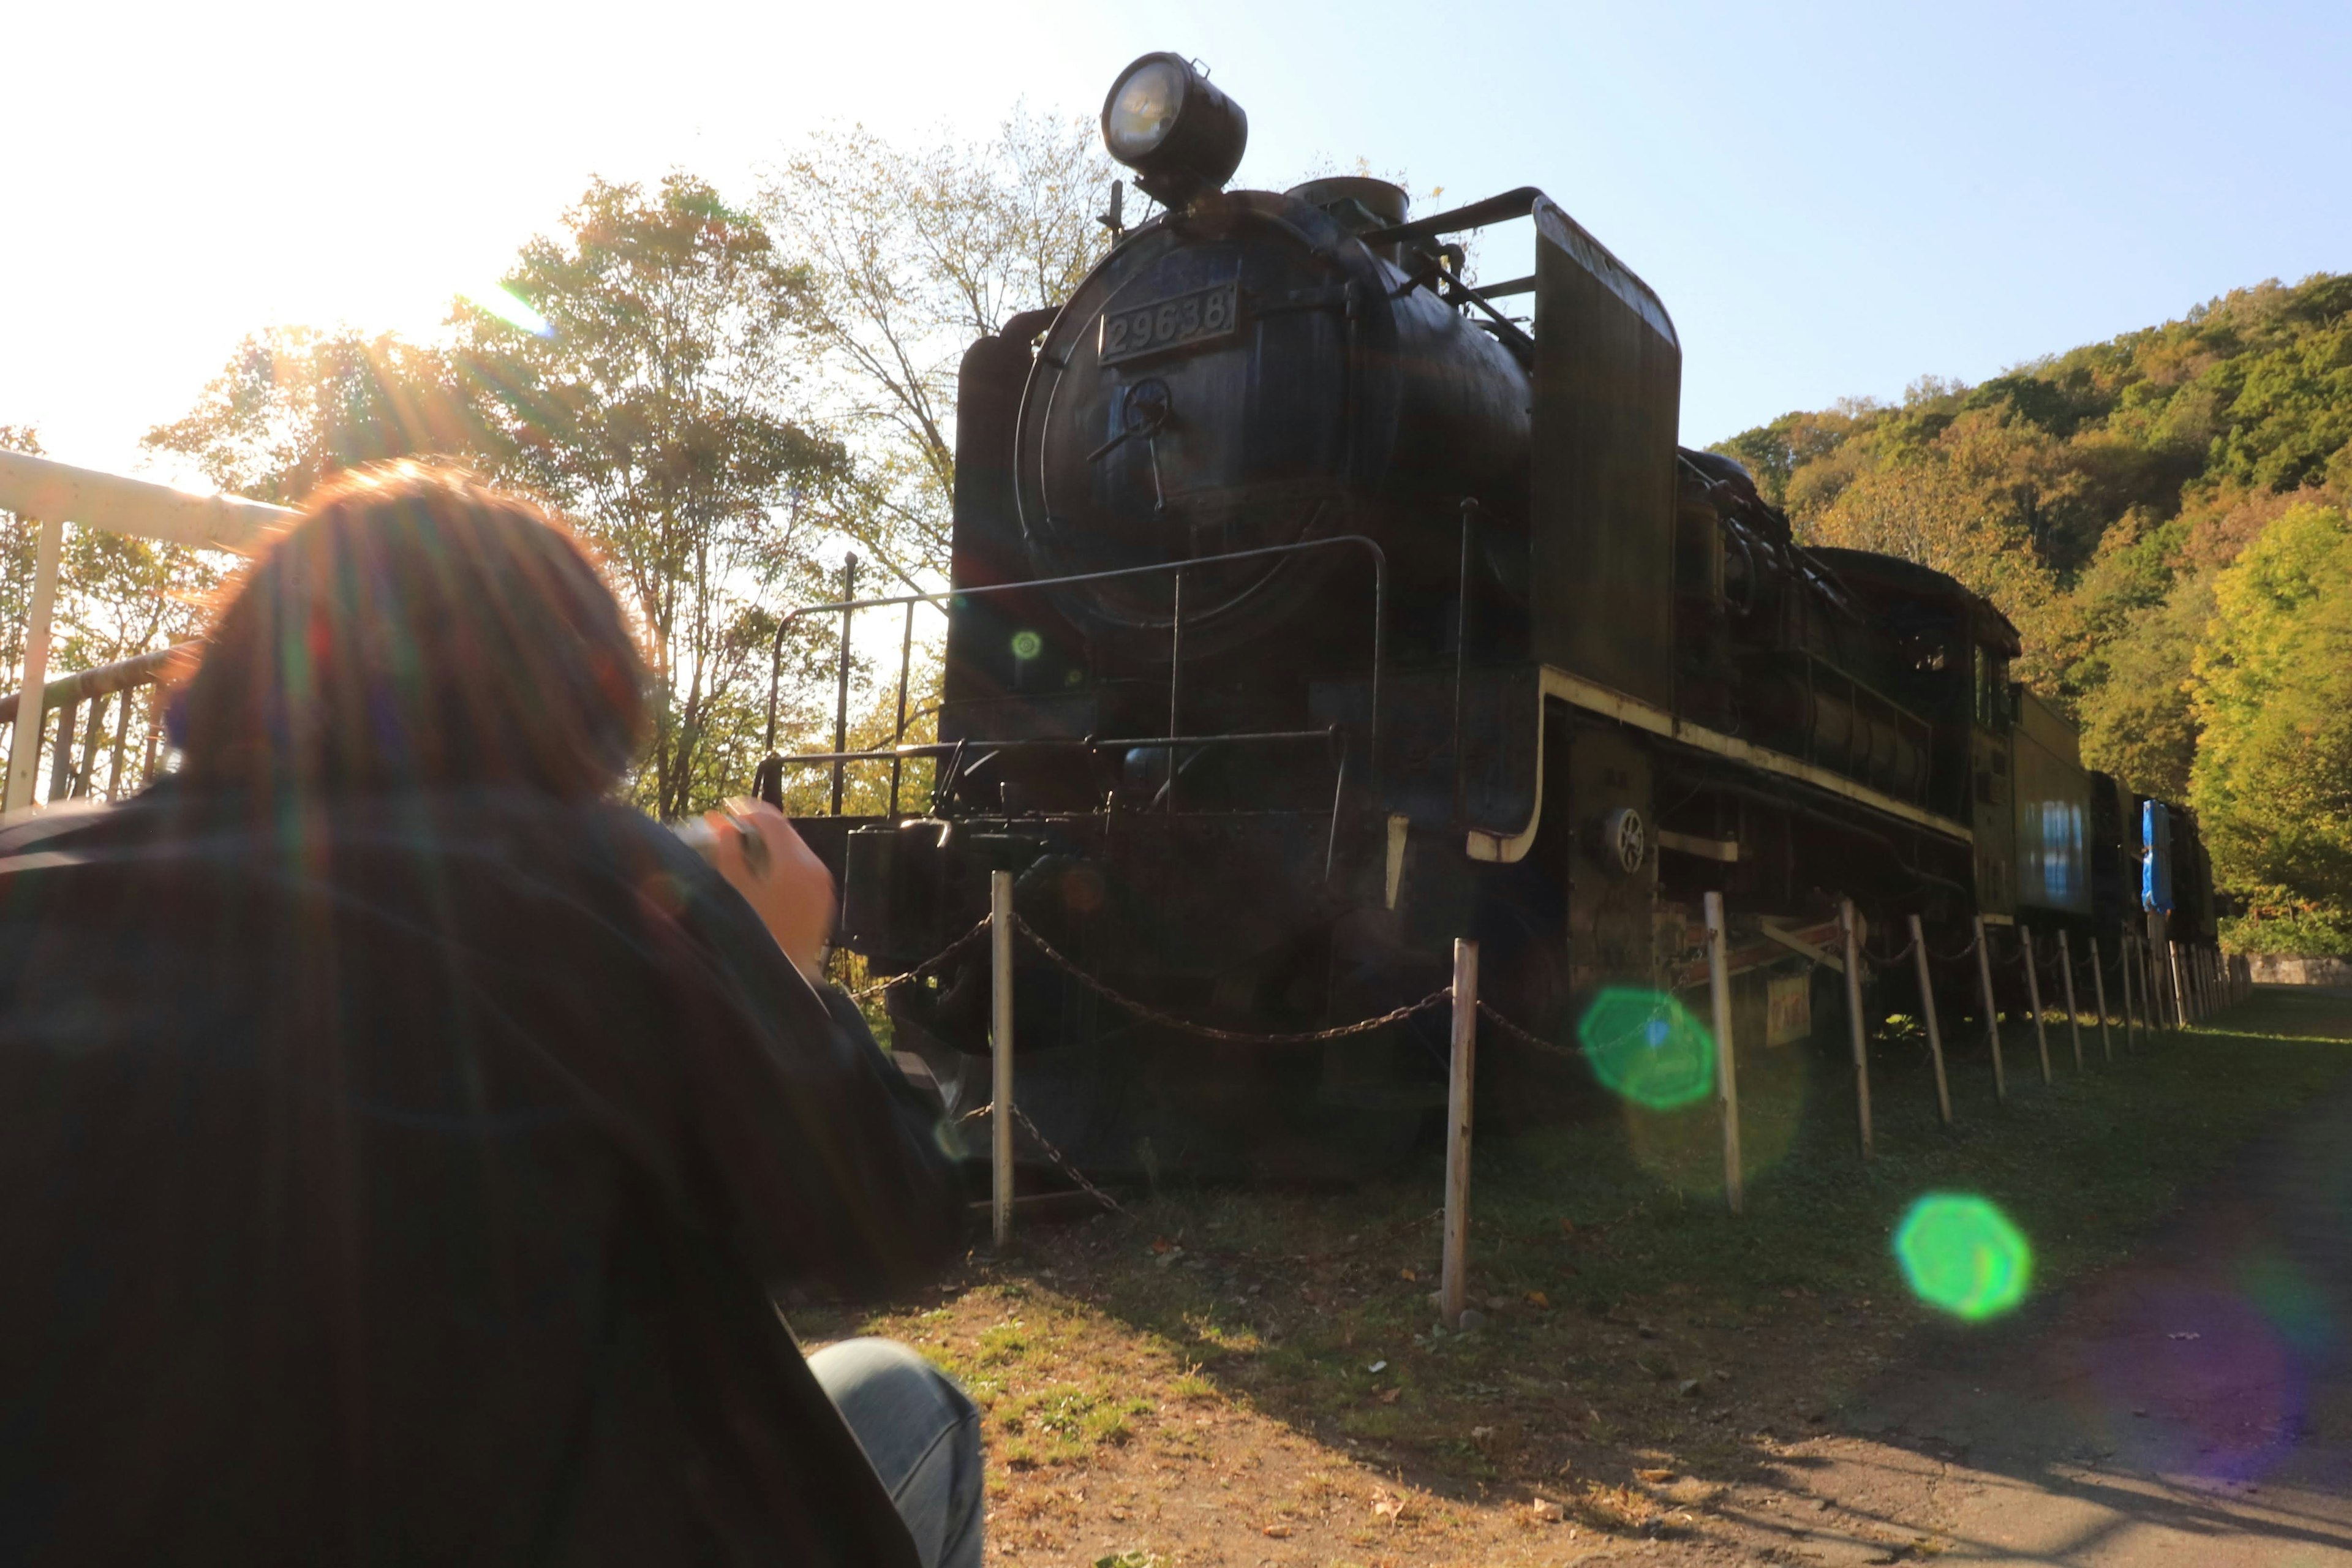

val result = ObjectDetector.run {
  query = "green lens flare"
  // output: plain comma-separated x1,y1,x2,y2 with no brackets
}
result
1011,630,1043,660
1577,987,1714,1110
1893,1194,2033,1321
461,282,553,337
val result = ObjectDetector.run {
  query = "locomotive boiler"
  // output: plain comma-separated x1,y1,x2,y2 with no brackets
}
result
771,53,2215,1177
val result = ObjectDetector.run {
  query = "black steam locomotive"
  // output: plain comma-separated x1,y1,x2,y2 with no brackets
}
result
772,53,2218,1176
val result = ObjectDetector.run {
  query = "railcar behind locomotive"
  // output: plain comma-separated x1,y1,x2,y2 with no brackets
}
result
769,53,2217,1176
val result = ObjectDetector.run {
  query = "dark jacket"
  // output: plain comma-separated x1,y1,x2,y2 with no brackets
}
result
0,784,965,1566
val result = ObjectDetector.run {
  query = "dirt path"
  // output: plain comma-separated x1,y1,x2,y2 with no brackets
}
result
1716,988,2352,1565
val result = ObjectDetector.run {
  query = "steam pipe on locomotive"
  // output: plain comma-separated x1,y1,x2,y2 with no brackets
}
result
763,53,2218,1178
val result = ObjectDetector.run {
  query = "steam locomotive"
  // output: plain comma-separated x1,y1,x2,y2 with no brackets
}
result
772,53,2218,1176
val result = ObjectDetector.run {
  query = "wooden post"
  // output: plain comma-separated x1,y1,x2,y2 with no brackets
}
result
1975,915,2007,1102
104,684,131,799
2095,935,2118,1058
1705,892,1742,1214
141,685,162,786
2138,936,2154,1046
1841,898,1872,1158
69,693,106,798
2147,937,2168,1033
2057,929,2085,1071
1909,914,1952,1125
2169,941,2190,1029
2,513,63,813
2022,925,2053,1084
1441,938,1479,1327
990,870,1015,1249
2117,930,2135,1053
44,701,77,805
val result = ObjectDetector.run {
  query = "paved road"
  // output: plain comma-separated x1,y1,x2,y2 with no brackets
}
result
1736,987,2352,1566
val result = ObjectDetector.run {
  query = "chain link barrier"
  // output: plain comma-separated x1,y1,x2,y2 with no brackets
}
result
871,894,2228,1252
843,916,993,1002
956,1099,1137,1219
1474,997,1579,1062
1863,934,1918,968
1008,1102,1135,1218
1929,930,1982,962
1012,913,1452,1045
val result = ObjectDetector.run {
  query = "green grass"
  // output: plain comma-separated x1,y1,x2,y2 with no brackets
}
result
805,986,2352,1522
1057,987,2352,1459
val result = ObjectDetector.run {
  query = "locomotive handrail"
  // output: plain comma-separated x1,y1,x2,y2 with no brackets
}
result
760,533,1389,816
1357,186,1543,247
765,726,1338,767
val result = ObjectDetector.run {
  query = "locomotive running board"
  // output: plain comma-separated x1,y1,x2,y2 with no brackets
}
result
1464,666,1973,864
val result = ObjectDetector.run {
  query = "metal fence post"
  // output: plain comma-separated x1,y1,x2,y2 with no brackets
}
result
1441,938,1479,1327
1705,892,1742,1213
2057,929,2085,1071
1975,915,2007,1102
1909,914,1952,1125
2090,935,2113,1061
990,870,1014,1249
1841,898,1872,1158
2022,925,2053,1083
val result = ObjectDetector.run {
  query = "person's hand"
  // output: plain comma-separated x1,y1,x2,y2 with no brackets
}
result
706,799,836,983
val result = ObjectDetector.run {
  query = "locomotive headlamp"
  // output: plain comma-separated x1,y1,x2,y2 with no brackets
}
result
1100,52,1247,207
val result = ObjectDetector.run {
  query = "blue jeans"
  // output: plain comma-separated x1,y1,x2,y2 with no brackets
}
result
807,1338,984,1568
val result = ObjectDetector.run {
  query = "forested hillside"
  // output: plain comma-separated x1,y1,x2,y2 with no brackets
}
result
1714,272,2352,952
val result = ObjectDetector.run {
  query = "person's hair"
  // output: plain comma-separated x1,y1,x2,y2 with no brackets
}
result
175,462,649,798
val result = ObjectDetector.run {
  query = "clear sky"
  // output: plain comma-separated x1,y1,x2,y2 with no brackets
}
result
9,0,2349,484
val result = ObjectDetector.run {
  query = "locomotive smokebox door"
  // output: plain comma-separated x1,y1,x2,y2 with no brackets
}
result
1568,726,1659,992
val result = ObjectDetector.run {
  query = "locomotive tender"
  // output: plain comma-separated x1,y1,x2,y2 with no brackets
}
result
772,53,2217,1174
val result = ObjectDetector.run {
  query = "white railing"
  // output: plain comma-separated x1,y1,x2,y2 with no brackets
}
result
0,449,293,814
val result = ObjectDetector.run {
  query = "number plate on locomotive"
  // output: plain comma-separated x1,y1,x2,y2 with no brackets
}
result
1098,282,1240,366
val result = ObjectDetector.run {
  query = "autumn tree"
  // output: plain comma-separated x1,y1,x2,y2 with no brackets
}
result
142,327,483,504
761,110,1115,584
2190,502,2352,943
452,174,845,820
